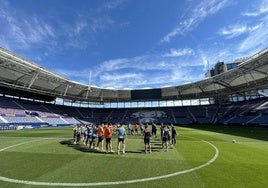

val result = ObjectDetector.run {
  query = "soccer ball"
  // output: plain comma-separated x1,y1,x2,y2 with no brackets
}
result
232,139,236,143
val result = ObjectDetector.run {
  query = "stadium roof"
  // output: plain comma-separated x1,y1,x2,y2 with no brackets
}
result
0,47,268,103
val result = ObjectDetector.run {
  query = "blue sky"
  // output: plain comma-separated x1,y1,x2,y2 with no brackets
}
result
1,0,268,89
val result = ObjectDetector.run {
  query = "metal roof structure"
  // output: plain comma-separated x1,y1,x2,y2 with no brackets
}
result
0,47,268,103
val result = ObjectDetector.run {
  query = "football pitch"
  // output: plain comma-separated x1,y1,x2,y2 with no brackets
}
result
0,126,267,188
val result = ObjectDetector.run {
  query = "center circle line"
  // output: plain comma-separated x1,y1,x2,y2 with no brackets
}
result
0,138,219,186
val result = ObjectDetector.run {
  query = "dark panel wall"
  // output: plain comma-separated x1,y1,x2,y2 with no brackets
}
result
131,89,162,100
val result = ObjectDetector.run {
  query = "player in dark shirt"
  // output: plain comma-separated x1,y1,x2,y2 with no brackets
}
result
162,125,170,151
171,124,177,146
143,125,152,154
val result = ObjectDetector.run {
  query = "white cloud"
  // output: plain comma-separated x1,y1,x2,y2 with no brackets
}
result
161,0,230,43
97,54,191,77
100,72,140,82
242,0,268,17
215,1,268,56
90,16,115,33
235,1,268,53
198,49,211,71
0,0,121,52
24,17,56,43
97,0,126,12
74,21,88,36
238,19,268,53
163,48,194,57
99,58,129,71
95,55,205,89
218,23,261,39
99,72,147,89
0,1,56,50
195,46,240,72
54,51,206,89
55,68,91,83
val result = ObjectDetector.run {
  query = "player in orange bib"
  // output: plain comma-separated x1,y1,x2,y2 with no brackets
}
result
96,124,104,151
104,124,114,153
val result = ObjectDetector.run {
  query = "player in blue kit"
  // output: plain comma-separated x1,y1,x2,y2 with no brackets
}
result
117,124,127,154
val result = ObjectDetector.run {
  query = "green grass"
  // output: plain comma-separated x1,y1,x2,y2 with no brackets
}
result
0,126,267,188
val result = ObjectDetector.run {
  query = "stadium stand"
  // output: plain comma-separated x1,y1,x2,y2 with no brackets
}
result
1,96,267,129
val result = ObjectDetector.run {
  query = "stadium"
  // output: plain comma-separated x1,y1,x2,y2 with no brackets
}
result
0,47,268,127
0,46,267,188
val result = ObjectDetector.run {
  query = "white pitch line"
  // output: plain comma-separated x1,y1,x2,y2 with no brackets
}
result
0,140,38,152
0,139,219,186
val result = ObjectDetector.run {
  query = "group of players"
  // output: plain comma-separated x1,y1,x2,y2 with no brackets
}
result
73,122,177,154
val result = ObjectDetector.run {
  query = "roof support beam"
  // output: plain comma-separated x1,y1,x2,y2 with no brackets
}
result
252,68,268,76
198,85,205,93
100,90,103,101
213,78,231,88
176,87,182,99
28,71,39,89
85,86,92,99
64,84,70,96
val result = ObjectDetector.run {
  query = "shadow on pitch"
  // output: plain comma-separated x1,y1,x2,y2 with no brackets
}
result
60,139,162,155
59,139,109,154
60,139,150,155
